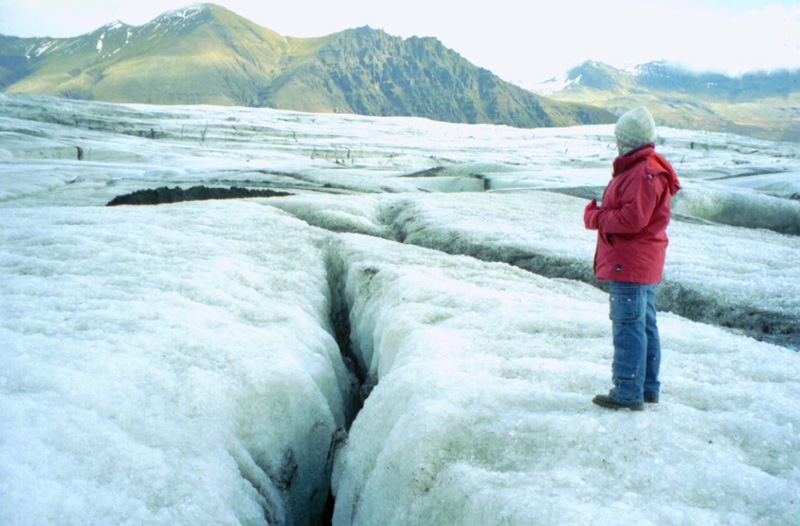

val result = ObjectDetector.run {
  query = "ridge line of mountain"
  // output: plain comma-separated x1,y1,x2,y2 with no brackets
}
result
0,3,614,129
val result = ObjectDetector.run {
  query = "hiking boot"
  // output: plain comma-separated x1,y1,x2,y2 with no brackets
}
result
644,393,659,404
592,394,644,411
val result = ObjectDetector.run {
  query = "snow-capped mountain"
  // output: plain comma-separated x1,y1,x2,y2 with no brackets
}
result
0,3,613,128
527,60,800,142
532,60,800,100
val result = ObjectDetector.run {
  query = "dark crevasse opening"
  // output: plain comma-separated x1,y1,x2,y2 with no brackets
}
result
326,259,368,430
247,199,797,525
377,198,799,349
224,241,370,526
315,240,376,526
273,199,798,351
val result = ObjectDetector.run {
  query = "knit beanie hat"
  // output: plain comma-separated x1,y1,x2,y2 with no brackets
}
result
615,106,656,155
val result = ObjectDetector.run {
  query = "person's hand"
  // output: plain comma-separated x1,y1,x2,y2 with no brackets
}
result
584,199,599,229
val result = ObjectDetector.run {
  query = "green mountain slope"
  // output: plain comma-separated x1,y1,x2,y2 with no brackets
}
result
0,4,613,128
1,5,293,105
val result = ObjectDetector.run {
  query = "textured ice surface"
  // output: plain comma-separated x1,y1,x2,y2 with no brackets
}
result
328,234,800,526
672,184,800,235
267,190,800,346
1,203,353,526
713,171,800,198
1,94,799,525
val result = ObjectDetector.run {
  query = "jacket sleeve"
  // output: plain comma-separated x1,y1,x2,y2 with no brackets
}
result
595,173,665,234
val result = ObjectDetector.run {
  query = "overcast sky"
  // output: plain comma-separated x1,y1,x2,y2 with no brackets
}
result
1,0,798,84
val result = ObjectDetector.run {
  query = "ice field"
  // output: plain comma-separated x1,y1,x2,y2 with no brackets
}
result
1,94,799,525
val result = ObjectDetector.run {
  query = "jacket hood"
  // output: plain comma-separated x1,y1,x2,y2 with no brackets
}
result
613,143,681,196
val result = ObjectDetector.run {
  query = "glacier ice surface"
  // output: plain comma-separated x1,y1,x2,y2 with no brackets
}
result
1,94,799,526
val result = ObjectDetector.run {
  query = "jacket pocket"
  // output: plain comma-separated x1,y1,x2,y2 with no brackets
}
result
609,289,640,322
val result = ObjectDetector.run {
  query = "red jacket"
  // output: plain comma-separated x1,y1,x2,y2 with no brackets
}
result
584,143,681,284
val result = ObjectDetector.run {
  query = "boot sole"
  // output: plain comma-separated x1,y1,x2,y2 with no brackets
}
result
592,395,644,411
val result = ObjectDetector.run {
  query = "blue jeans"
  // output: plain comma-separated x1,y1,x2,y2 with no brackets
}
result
608,280,661,404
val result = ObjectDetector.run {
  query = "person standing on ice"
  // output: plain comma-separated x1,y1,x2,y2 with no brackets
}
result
583,106,681,411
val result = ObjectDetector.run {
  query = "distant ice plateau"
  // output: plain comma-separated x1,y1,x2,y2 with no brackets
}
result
1,93,799,526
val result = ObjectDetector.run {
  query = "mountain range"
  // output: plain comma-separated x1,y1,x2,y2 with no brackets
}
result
0,4,613,129
530,60,800,142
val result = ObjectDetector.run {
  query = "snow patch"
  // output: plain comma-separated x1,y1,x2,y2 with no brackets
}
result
527,71,584,95
527,72,574,95
172,4,206,19
150,3,206,28
33,41,54,57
